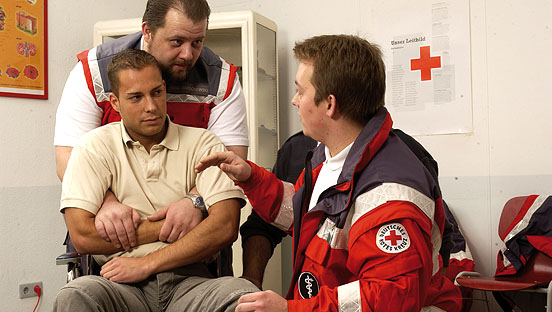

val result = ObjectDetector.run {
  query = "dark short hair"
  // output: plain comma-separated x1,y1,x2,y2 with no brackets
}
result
107,49,161,96
293,35,386,124
143,0,210,35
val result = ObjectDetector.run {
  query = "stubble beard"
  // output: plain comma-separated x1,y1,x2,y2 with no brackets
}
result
160,62,192,86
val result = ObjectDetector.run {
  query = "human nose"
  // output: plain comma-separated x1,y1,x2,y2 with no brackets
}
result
291,93,299,107
144,96,158,113
178,43,193,61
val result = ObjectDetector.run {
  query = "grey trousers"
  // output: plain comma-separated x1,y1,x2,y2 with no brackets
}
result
53,270,259,312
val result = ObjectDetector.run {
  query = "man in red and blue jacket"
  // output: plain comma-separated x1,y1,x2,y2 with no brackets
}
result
196,34,461,311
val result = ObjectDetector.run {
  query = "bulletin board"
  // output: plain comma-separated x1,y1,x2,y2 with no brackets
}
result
0,0,48,99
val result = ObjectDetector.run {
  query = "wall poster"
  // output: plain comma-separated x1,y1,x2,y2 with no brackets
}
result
370,0,472,135
0,0,47,99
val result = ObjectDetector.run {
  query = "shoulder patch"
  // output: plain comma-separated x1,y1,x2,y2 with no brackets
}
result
298,271,319,299
376,223,410,253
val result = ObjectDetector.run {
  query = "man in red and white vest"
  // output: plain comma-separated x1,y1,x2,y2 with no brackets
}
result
54,0,248,262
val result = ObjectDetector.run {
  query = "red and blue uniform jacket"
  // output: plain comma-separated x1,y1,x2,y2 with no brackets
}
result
76,31,237,128
496,195,552,276
238,107,462,311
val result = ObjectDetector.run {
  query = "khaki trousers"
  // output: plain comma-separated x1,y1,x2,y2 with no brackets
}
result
54,269,259,312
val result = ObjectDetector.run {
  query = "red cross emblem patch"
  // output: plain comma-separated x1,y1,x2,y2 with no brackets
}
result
376,223,410,253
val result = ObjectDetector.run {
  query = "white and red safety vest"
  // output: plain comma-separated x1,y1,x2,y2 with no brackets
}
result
77,32,238,129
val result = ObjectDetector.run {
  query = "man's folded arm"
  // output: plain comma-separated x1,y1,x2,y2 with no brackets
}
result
139,198,241,274
63,207,164,255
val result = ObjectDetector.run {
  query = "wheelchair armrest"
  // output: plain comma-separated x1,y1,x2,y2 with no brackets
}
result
56,251,82,266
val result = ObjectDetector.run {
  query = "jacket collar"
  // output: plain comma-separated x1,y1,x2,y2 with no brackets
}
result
311,107,393,185
301,107,393,219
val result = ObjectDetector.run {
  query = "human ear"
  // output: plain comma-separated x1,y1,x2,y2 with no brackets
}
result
142,22,152,43
109,93,120,113
326,94,338,118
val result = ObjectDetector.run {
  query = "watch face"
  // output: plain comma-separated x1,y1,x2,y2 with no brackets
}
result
195,197,205,207
187,194,205,208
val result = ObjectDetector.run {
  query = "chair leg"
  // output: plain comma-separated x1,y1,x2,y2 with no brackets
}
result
483,291,491,312
67,262,81,283
547,281,552,312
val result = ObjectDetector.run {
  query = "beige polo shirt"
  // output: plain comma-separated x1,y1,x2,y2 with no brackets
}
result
61,120,245,265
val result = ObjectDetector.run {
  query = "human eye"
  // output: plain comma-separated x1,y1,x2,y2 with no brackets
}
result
192,39,203,47
128,95,142,102
170,39,182,47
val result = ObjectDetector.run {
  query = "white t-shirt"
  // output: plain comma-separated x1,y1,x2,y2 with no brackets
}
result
308,142,354,211
54,56,249,148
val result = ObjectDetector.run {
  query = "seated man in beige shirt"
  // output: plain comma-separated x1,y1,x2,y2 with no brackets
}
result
54,49,258,312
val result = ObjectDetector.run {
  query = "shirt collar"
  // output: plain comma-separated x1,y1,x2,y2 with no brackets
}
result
323,142,354,171
121,118,180,151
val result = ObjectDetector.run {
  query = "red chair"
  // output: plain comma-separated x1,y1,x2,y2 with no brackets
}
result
455,196,552,311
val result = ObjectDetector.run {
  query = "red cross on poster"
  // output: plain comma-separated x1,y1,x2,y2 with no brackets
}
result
411,46,441,81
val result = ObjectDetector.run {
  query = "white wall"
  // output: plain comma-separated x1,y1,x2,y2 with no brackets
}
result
2,0,551,311
0,1,148,310
211,0,552,309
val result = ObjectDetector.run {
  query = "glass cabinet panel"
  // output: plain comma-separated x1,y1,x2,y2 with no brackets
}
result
255,24,278,170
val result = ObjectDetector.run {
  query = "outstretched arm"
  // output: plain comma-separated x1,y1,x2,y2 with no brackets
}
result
100,198,241,283
195,151,252,182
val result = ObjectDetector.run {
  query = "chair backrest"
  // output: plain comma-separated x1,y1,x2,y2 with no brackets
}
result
498,196,528,239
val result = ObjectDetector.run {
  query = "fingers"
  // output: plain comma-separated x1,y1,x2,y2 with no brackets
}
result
195,151,232,173
96,198,140,250
147,206,168,222
104,221,122,249
100,259,115,280
165,224,180,243
100,259,124,283
235,291,286,312
158,221,171,242
114,219,132,250
95,220,110,242
121,216,137,248
238,292,259,304
158,218,183,242
217,163,240,181
234,302,255,312
235,293,260,312
132,209,140,228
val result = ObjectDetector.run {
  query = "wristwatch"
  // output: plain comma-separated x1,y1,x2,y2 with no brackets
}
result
185,194,208,218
